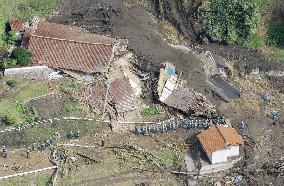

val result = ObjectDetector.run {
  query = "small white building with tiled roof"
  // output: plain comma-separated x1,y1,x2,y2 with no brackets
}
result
197,125,244,164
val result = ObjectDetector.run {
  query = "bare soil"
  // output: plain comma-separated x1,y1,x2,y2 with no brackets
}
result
50,0,210,97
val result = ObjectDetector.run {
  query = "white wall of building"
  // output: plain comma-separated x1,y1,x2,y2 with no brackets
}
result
211,149,228,164
209,145,240,164
227,145,239,157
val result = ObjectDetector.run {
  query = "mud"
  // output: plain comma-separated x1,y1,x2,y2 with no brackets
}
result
14,0,283,185
50,0,210,97
201,43,284,92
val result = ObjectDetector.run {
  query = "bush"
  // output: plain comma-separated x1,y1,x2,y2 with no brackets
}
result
11,47,32,66
16,102,40,124
142,107,165,116
5,31,22,45
266,23,284,47
2,114,16,125
6,79,17,87
1,58,17,69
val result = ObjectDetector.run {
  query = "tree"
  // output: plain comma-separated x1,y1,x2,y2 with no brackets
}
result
203,0,260,44
11,47,32,66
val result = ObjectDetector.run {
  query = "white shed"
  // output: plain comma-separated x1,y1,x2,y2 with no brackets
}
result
197,125,244,164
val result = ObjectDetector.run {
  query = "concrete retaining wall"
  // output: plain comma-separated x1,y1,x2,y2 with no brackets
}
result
4,66,54,79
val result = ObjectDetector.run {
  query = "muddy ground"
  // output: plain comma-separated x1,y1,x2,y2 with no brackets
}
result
47,0,284,185
51,0,210,97
1,0,283,185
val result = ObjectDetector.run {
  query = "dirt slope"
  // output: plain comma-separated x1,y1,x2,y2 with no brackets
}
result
51,0,210,96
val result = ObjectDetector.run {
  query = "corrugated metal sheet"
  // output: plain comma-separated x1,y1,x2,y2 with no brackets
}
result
28,35,113,73
109,78,137,113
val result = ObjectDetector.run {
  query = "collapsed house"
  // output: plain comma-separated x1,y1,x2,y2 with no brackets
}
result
6,18,142,126
5,17,125,80
157,62,215,117
197,125,244,164
9,20,29,35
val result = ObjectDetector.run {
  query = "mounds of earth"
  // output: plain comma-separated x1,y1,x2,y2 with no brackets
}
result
202,43,284,92
218,74,284,168
51,0,210,97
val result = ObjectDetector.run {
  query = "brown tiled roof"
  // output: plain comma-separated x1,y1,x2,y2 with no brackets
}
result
10,20,27,32
34,21,118,45
197,125,244,155
28,35,113,73
109,78,137,113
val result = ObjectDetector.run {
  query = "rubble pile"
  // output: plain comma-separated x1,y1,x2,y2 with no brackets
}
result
157,62,216,117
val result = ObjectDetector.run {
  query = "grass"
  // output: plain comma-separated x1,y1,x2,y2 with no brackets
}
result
0,0,56,48
142,107,165,116
267,47,284,61
0,119,108,148
146,148,181,169
0,79,49,124
24,120,107,145
0,170,53,186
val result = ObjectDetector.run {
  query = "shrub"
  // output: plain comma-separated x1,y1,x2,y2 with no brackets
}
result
11,47,32,66
266,23,284,47
1,58,17,69
16,102,40,124
5,31,22,45
6,79,17,87
2,114,16,125
142,107,165,116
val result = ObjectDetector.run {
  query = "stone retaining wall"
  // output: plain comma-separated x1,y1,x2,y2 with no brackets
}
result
4,66,54,79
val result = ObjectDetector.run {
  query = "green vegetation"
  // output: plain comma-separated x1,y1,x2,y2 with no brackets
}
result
6,78,17,87
23,120,107,145
59,81,80,95
4,31,22,45
11,47,32,66
0,171,53,186
144,148,181,169
266,23,284,47
2,113,16,125
203,0,260,44
0,0,57,48
16,102,40,124
142,107,165,116
65,103,87,114
1,58,17,69
0,79,49,124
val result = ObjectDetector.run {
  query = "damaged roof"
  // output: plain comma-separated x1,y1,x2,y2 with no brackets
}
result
197,125,244,155
163,85,198,112
28,35,113,73
34,21,118,45
10,20,28,32
109,78,137,113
